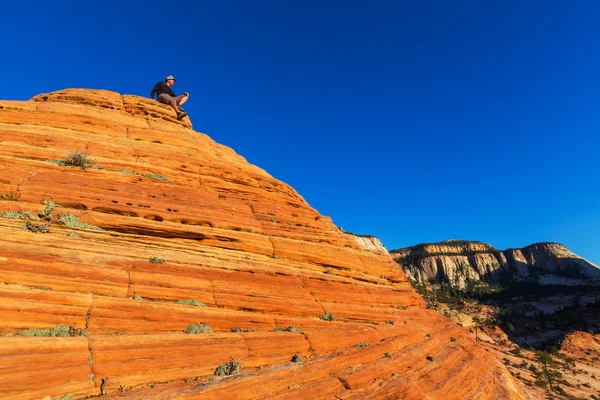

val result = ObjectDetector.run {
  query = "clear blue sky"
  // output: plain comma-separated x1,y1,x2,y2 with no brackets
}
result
2,1,599,263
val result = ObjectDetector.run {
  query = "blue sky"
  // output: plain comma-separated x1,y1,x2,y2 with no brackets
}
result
2,1,599,263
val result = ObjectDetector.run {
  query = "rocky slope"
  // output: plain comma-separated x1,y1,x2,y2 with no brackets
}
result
391,240,600,289
391,241,600,398
0,90,528,399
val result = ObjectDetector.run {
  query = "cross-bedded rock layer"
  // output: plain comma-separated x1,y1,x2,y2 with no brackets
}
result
0,90,526,399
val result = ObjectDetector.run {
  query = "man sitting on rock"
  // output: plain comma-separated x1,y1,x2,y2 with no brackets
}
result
150,75,189,120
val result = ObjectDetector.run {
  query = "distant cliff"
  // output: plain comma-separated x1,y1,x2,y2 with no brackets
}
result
390,240,600,289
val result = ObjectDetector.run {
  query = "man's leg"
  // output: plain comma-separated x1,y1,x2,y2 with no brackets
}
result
178,93,189,107
159,94,180,113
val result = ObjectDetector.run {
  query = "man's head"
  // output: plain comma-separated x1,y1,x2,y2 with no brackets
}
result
165,75,176,85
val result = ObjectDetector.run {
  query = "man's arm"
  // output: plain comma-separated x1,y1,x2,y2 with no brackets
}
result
150,82,161,99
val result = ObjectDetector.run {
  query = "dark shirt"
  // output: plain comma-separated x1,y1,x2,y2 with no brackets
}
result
150,82,176,99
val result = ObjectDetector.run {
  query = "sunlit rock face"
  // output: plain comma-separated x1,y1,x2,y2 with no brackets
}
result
0,90,525,399
392,240,600,289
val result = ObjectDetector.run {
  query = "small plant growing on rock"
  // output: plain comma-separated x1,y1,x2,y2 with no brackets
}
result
426,356,434,362
426,333,432,337
17,325,84,337
285,326,300,332
214,358,241,376
175,299,205,307
291,354,302,363
62,145,95,169
56,394,75,400
269,218,277,223
149,256,164,264
273,327,283,331
132,294,143,300
39,200,59,221
396,305,403,309
323,269,332,274
450,337,457,342
385,320,395,325
385,352,392,358
319,311,336,321
0,192,20,201
144,173,170,182
25,219,51,233
57,213,102,231
185,323,213,334
354,342,367,348
1,210,39,220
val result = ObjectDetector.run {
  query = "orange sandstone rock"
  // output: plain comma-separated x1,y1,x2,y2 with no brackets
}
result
0,89,529,399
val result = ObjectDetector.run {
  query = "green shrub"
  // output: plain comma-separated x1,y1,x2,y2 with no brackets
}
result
62,147,95,169
285,326,300,332
144,173,170,182
509,348,521,356
324,269,332,274
214,359,241,376
56,395,75,400
354,342,367,348
534,379,547,388
291,354,302,363
0,210,40,220
149,256,164,264
56,213,102,230
185,324,212,334
385,320,395,325
384,352,392,358
319,311,336,321
132,294,143,300
426,356,434,362
450,337,457,342
0,192,20,201
17,325,84,337
175,299,205,307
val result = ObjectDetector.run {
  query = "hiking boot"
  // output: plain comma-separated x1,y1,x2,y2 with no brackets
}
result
177,111,188,121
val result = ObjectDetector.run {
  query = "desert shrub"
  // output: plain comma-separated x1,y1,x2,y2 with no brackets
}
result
319,311,336,321
144,173,170,182
214,359,241,376
510,348,522,356
354,342,367,348
56,213,102,230
426,356,434,362
385,320,395,325
175,299,205,307
324,269,332,274
291,354,302,362
17,325,84,337
132,294,143,300
185,324,212,334
0,192,20,201
385,353,392,358
0,210,39,220
62,147,95,169
285,326,300,332
149,256,164,264
450,337,457,342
